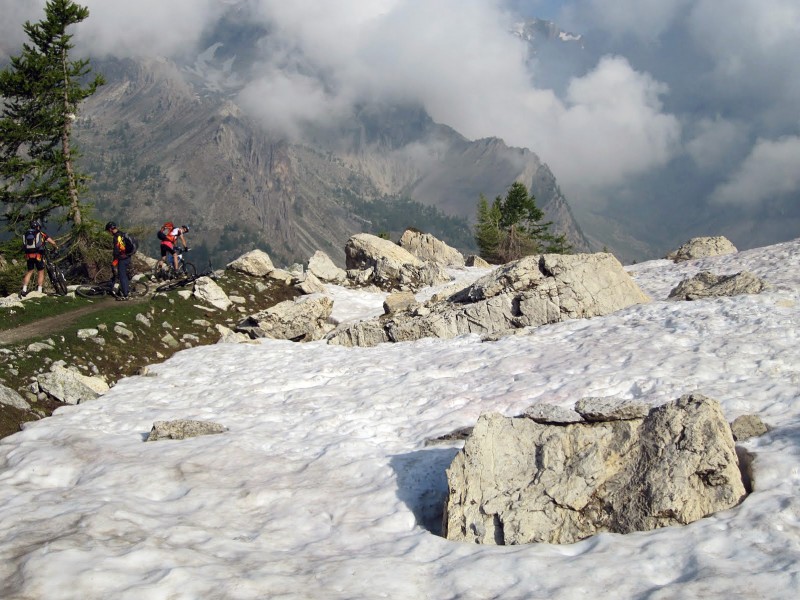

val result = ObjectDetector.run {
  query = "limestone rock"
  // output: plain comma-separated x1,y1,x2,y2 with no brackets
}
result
0,383,30,411
522,403,583,424
465,255,491,268
237,294,334,341
666,236,737,262
344,233,452,292
295,271,326,295
668,271,768,300
730,414,769,441
329,252,650,347
308,250,347,283
383,291,418,315
147,419,228,441
444,394,746,545
398,229,465,267
226,249,275,277
193,276,232,311
36,365,109,405
574,397,650,421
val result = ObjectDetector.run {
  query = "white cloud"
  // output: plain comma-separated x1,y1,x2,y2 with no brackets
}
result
686,117,749,171
711,136,800,206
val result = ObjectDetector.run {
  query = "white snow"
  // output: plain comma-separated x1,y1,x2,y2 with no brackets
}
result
1,240,799,599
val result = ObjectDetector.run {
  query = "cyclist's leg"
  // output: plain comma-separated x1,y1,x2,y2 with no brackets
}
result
118,256,131,298
35,258,46,292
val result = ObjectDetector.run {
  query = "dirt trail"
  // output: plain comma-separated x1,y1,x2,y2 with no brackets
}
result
0,297,147,345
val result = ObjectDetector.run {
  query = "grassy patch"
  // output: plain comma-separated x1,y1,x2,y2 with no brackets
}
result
0,269,299,439
0,294,84,331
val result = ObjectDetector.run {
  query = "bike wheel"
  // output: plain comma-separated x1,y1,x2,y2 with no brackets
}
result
155,277,192,293
76,285,106,299
180,261,197,277
47,263,68,296
129,280,150,297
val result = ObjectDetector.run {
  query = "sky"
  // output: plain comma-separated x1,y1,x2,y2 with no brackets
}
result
1,1,799,248
0,238,799,598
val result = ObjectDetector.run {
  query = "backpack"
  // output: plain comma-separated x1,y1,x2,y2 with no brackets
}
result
123,232,138,255
157,221,174,242
23,229,43,252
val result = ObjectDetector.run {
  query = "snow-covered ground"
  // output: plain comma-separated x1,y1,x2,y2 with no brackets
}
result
1,240,799,599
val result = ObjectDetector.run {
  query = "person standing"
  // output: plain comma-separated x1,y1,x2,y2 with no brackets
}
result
105,221,131,300
21,219,58,297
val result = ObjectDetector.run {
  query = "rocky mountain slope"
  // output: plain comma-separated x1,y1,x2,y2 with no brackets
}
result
75,57,591,267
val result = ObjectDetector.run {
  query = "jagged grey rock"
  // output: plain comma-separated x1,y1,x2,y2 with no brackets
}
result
668,271,768,300
227,249,275,277
193,276,232,311
147,419,228,441
444,394,746,545
730,414,769,441
77,328,99,339
0,383,30,411
666,236,737,262
237,294,334,341
308,250,347,283
398,229,465,267
345,233,452,292
36,365,109,405
329,253,650,347
215,324,251,344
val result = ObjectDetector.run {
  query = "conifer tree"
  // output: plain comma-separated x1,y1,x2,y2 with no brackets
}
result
474,182,572,263
0,0,103,235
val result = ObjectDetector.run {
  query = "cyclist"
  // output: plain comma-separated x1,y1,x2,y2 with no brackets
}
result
105,221,132,301
21,219,58,297
156,224,190,275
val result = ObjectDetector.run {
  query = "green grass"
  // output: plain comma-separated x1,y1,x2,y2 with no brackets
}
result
0,269,300,440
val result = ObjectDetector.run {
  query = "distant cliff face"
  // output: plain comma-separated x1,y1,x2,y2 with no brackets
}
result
76,57,590,266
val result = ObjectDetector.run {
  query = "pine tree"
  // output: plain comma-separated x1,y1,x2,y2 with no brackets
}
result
0,0,103,235
474,182,572,263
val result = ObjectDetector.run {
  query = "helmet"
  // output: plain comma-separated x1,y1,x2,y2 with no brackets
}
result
105,221,117,231
30,219,42,231
181,225,190,232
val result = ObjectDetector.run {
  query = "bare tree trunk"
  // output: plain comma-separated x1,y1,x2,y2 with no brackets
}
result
61,45,82,228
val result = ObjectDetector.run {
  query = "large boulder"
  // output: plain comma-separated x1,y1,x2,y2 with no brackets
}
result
0,383,30,411
193,276,232,311
443,394,746,545
398,229,465,267
236,294,334,341
329,252,650,347
344,233,452,292
227,249,275,277
36,365,109,405
666,236,737,262
668,271,768,300
307,251,347,284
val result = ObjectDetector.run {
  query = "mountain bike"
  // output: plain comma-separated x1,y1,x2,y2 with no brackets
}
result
76,264,150,298
43,246,68,296
152,248,196,283
153,260,216,293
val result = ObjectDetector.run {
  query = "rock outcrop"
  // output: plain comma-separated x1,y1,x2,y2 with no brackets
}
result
329,252,650,347
668,271,768,300
236,294,334,341
398,229,465,267
443,394,746,545
666,236,737,262
36,364,110,405
227,249,275,277
344,233,452,292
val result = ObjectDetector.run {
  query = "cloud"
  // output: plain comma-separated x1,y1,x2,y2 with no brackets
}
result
686,117,750,171
710,136,800,206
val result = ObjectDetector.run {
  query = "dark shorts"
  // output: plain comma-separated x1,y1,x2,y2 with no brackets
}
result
26,256,45,271
160,244,176,258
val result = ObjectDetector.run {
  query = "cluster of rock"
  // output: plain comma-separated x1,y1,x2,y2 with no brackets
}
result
328,251,651,347
443,394,750,545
